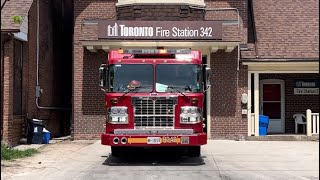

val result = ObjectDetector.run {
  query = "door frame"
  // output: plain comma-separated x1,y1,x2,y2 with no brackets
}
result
259,79,285,133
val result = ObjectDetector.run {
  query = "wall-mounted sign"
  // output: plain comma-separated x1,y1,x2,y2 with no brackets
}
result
294,79,319,95
98,20,222,40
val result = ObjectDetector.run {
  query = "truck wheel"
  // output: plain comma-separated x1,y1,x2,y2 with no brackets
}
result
188,146,201,157
111,146,123,157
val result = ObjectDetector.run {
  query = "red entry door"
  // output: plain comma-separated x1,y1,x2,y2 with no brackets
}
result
260,80,285,133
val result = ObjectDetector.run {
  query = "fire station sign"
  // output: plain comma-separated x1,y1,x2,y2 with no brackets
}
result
98,20,222,40
294,79,319,95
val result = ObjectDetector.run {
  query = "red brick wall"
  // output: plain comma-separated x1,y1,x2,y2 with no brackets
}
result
73,0,117,140
0,38,25,146
205,0,248,42
72,49,106,139
117,5,204,20
206,0,248,139
260,74,319,133
210,49,248,139
205,1,249,139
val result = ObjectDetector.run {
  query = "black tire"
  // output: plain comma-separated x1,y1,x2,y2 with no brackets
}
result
188,146,201,157
111,146,123,157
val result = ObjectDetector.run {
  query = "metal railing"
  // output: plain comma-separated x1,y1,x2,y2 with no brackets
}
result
307,109,319,136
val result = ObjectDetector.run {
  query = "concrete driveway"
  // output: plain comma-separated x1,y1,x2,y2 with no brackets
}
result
1,140,319,180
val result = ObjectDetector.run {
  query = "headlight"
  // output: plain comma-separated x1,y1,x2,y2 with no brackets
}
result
110,106,127,115
111,108,119,114
180,106,201,124
119,108,127,114
108,107,128,124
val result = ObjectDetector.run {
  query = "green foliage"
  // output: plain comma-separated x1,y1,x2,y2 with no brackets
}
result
11,15,23,24
1,143,39,160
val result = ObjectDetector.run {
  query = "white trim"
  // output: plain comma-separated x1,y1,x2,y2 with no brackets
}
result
13,32,28,42
260,79,285,133
210,47,219,53
245,62,319,72
249,71,319,74
225,46,236,52
116,0,205,7
254,73,259,136
86,46,97,52
201,50,211,139
306,109,312,136
242,61,319,66
206,52,211,139
81,41,239,52
247,72,252,136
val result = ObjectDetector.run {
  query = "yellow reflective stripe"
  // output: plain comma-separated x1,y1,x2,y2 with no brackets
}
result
128,138,147,144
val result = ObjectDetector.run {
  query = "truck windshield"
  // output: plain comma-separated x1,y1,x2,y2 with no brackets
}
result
156,64,202,92
109,64,153,92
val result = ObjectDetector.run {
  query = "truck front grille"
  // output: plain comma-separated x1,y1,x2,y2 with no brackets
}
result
132,97,177,128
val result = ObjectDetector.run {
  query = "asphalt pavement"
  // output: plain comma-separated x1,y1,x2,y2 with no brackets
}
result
2,140,319,180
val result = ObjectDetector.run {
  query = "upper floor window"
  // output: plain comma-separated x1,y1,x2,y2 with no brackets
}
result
116,0,205,7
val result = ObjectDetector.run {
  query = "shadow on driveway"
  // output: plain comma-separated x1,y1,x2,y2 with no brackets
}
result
102,147,206,166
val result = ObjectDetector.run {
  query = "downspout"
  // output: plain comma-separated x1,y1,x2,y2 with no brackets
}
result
249,0,259,57
35,0,70,110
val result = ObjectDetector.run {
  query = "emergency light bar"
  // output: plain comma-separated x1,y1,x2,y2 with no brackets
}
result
118,49,191,54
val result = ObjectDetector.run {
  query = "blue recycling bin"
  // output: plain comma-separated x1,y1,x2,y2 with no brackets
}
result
259,115,269,136
42,131,51,144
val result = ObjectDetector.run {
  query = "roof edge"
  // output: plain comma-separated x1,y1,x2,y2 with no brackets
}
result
1,29,20,33
241,58,319,62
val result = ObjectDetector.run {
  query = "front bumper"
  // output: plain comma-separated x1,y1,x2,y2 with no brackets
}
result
101,133,207,146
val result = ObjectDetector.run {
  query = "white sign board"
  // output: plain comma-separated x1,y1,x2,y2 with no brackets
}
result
294,88,319,95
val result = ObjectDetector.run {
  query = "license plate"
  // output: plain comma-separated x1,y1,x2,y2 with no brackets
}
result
162,136,178,143
181,137,189,144
147,137,161,144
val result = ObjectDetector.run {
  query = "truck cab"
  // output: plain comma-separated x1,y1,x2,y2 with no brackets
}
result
99,49,211,157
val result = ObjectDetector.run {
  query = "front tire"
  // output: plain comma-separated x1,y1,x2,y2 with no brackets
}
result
111,146,123,157
188,146,201,157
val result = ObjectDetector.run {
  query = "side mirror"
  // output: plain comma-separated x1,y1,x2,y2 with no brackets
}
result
205,67,211,88
99,65,108,88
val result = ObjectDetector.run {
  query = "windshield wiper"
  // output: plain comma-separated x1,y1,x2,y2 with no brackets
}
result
118,85,152,100
167,86,191,101
118,87,140,101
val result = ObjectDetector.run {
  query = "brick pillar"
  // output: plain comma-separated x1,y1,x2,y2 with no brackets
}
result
72,44,84,140
210,49,248,139
2,39,14,145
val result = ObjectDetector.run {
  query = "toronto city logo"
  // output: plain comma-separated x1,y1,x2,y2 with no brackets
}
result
107,23,118,36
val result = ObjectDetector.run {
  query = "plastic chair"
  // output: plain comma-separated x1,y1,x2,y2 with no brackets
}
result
293,114,306,134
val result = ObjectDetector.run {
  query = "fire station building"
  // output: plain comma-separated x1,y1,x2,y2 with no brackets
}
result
74,0,319,140
1,0,319,146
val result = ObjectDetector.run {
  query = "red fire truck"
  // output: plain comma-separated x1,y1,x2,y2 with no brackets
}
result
99,49,211,157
